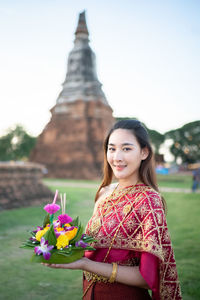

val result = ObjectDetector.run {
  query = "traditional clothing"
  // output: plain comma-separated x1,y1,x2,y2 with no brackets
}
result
84,183,182,300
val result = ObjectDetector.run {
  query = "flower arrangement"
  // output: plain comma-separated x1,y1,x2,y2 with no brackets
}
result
21,190,96,264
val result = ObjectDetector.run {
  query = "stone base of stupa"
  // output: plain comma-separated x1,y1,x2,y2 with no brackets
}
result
30,100,115,179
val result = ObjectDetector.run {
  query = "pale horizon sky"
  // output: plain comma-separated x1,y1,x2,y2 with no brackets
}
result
0,0,200,137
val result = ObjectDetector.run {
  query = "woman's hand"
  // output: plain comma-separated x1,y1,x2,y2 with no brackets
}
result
42,257,89,270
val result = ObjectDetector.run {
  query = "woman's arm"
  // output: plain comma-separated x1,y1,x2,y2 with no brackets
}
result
43,257,149,289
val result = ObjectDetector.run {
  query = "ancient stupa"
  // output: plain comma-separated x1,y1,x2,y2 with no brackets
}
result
30,11,115,179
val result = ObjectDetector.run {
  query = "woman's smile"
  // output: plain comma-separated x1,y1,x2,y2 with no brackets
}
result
114,164,126,171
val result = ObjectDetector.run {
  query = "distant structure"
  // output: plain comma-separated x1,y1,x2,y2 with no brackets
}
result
0,162,53,210
30,11,115,179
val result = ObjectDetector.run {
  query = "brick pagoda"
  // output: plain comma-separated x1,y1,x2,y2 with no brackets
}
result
30,11,115,179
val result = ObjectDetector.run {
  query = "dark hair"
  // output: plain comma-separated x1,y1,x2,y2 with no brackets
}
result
95,119,166,212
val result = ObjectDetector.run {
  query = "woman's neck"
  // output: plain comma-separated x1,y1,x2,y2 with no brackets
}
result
117,178,140,190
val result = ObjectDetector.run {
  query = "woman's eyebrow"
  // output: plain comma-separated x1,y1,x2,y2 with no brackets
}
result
122,143,134,146
108,143,134,146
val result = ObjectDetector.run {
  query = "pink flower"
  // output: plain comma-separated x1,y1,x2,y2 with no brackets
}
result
44,203,60,215
58,214,73,225
44,190,60,215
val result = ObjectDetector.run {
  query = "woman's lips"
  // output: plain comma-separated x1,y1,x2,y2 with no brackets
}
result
115,165,126,171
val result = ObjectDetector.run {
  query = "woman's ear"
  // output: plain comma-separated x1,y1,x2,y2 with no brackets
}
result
141,147,149,160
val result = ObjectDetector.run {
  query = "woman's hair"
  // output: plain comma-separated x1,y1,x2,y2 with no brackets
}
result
95,119,166,212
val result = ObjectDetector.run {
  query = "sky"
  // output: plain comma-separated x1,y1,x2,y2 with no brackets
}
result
0,0,200,137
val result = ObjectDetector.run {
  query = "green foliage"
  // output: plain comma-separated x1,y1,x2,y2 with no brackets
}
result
165,121,200,163
31,248,84,264
146,129,165,154
43,224,57,246
0,124,37,161
43,213,50,228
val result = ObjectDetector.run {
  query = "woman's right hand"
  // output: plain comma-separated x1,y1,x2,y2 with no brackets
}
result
41,257,89,270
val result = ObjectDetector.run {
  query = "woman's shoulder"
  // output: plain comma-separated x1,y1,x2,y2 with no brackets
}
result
96,182,117,203
134,183,163,207
133,183,157,194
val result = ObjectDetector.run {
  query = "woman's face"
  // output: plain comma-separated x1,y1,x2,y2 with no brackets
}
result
107,129,148,185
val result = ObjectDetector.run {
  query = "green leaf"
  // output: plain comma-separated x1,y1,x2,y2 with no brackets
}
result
20,245,35,249
84,246,96,251
70,216,79,227
43,224,57,246
57,248,72,255
43,213,50,228
31,248,84,264
20,239,39,248
82,236,96,243
70,224,83,244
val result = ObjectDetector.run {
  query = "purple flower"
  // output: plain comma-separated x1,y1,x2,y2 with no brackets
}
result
75,240,88,248
36,226,43,231
34,237,54,260
65,226,75,231
29,236,37,243
32,226,43,234
58,214,73,225
44,203,60,215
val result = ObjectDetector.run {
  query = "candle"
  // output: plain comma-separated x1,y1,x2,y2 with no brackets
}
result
53,190,59,204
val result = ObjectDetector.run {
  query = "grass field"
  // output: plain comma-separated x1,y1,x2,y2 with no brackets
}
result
157,173,193,189
0,174,200,299
43,173,194,189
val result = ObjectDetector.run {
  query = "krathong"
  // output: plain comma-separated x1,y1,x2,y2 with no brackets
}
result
21,190,96,263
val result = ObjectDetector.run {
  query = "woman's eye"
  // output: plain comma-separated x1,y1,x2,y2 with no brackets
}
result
108,147,115,151
123,147,132,151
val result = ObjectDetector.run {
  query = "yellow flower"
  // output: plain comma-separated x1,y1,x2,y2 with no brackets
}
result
64,223,71,228
56,228,78,249
56,234,69,249
35,227,49,241
56,227,64,232
65,228,78,240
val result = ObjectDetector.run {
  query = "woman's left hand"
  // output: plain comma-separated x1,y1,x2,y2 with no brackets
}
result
42,257,89,270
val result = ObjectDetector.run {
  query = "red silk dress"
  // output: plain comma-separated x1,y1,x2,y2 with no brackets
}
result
83,183,182,300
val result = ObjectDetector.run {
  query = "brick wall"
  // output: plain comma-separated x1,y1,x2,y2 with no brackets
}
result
0,162,53,210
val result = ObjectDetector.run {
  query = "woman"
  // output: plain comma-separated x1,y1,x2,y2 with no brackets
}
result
44,119,182,300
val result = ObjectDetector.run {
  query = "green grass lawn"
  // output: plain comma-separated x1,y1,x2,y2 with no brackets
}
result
157,173,193,189
0,176,199,299
43,172,194,190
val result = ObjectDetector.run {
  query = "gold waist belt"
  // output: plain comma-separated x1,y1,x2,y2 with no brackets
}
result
84,271,110,283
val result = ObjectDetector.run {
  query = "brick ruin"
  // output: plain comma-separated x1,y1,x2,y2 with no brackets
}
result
0,162,53,210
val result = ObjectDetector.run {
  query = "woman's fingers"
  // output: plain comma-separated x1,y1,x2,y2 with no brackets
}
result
41,258,87,269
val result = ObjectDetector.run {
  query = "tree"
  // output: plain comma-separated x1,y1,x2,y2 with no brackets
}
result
146,129,165,154
165,121,200,164
0,125,37,161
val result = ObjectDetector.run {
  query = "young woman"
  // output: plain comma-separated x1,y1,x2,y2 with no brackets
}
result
44,119,182,300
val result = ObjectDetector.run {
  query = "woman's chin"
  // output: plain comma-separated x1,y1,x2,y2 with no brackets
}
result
113,171,127,180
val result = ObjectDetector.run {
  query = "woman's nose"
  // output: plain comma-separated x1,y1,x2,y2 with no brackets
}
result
114,150,123,161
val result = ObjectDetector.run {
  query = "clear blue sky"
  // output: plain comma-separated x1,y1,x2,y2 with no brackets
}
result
0,0,199,136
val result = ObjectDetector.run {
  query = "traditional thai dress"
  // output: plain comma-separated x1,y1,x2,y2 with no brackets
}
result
83,183,182,300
